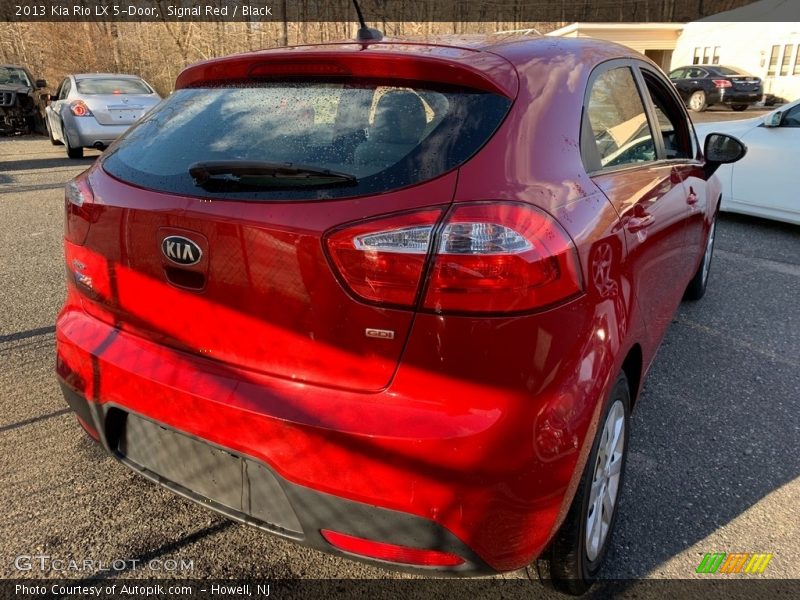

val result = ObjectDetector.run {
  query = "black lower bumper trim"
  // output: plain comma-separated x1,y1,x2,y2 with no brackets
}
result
58,383,495,575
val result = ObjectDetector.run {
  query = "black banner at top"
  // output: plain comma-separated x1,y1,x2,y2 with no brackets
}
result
1,0,796,23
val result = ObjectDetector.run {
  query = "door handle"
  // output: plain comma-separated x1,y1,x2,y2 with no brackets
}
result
626,214,654,233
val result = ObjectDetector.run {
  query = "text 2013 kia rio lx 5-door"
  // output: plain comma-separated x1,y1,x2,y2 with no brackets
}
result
55,35,745,594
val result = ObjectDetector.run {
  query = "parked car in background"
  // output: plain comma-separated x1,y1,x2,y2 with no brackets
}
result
0,64,48,135
668,65,763,112
56,37,745,595
695,98,800,225
45,73,161,158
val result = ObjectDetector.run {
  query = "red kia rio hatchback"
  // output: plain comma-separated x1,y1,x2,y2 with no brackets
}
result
56,34,745,593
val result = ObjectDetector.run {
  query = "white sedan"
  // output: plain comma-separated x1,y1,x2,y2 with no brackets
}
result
695,99,800,225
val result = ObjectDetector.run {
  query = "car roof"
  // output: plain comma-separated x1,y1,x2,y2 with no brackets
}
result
178,35,646,95
72,73,145,80
235,34,644,68
674,64,743,72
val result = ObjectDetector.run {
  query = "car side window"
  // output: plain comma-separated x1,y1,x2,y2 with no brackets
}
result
641,71,693,159
687,68,705,79
781,104,800,127
669,69,686,80
59,79,71,100
585,67,656,170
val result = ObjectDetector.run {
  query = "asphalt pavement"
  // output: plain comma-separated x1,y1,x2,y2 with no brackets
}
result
0,131,797,596
690,105,773,123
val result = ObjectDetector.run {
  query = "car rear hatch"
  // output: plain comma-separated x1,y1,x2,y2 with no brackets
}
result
66,44,517,392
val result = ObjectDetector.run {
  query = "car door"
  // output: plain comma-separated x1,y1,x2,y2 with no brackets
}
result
45,78,65,139
637,64,709,272
668,68,689,100
683,67,709,97
47,78,71,141
731,101,800,220
582,61,692,348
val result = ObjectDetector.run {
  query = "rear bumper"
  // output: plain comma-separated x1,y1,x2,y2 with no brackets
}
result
64,115,129,147
56,290,615,573
60,382,491,574
718,89,762,105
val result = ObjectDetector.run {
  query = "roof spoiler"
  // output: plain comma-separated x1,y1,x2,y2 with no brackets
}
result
175,49,518,99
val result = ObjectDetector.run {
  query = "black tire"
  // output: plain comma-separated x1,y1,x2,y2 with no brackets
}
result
731,104,748,112
64,123,84,159
684,213,717,301
532,372,631,596
688,90,707,112
33,112,48,135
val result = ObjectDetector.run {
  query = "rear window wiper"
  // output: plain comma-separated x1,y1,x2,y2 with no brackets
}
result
188,161,357,189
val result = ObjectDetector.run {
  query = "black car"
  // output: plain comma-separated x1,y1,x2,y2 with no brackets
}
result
0,64,48,135
668,65,762,112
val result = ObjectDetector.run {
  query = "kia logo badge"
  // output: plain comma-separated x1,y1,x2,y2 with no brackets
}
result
162,236,202,266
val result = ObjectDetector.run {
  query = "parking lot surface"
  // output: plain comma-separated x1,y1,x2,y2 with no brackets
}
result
690,105,772,123
0,135,798,591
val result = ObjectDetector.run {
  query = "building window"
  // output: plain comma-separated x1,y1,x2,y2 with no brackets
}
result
693,47,701,65
703,47,711,63
712,47,721,65
767,45,780,76
780,45,794,76
795,46,800,76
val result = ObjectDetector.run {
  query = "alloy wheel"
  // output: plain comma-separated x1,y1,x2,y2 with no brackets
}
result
585,399,625,562
702,219,717,286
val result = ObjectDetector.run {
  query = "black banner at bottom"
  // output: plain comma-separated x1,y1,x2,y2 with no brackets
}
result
2,579,799,600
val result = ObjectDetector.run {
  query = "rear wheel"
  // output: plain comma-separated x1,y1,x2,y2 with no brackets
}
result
684,214,717,301
688,90,707,112
731,104,748,112
64,123,84,159
532,372,631,595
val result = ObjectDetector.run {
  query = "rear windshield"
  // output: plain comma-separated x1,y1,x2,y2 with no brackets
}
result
101,80,511,201
713,66,748,77
76,78,152,95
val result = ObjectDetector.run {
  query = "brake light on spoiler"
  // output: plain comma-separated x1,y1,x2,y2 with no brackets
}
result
174,49,518,99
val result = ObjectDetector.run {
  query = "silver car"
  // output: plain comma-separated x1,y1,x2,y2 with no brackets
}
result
45,73,161,158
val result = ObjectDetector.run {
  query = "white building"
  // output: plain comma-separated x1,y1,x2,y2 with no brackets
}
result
546,23,684,71
670,0,800,102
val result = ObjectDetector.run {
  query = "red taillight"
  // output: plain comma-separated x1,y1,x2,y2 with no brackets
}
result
325,203,582,314
713,79,733,88
249,60,352,78
320,529,464,567
424,203,582,313
326,209,444,307
70,100,92,116
65,177,96,245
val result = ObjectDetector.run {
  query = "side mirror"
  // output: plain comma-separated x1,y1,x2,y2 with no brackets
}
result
764,111,782,127
35,79,47,89
704,133,747,177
